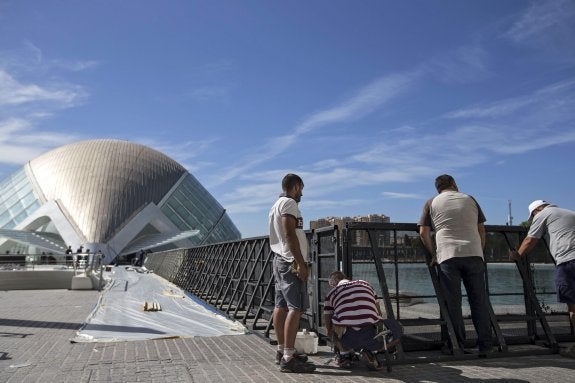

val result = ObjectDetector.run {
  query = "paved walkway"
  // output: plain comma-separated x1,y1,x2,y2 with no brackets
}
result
1,289,574,383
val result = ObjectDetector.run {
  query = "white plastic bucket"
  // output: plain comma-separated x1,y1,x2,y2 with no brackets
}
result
294,329,318,354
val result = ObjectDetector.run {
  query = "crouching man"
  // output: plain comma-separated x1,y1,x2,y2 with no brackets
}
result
323,271,402,370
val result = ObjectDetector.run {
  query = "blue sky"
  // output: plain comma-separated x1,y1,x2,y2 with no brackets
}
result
1,0,574,238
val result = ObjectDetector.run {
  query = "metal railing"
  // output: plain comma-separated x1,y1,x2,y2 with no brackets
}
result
0,252,105,290
145,223,574,362
0,253,94,270
337,223,570,362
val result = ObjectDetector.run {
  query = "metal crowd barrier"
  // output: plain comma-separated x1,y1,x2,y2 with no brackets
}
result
173,237,281,336
142,248,187,283
145,223,574,363
336,223,570,363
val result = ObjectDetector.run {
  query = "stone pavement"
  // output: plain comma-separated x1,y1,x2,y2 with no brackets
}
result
1,289,574,383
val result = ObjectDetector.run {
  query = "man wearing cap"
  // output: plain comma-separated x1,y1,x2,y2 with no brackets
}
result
509,200,575,333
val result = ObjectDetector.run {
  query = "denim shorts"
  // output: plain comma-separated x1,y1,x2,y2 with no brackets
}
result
556,259,575,304
273,255,308,311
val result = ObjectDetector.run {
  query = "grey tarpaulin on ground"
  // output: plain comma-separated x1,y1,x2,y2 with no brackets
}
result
72,266,246,342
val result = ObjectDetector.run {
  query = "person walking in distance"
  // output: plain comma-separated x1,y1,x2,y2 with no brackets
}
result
269,173,315,373
418,174,494,357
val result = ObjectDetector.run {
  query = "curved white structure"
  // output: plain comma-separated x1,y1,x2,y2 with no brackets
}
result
0,139,240,263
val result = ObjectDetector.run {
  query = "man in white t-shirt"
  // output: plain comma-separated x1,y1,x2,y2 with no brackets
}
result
269,173,315,373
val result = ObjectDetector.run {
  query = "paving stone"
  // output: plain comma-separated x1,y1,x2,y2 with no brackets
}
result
2,289,575,382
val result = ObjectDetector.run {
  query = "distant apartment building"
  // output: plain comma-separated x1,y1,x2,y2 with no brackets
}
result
309,214,390,247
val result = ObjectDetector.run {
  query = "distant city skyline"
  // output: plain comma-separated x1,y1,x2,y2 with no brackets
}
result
310,213,390,247
310,213,389,228
1,1,574,238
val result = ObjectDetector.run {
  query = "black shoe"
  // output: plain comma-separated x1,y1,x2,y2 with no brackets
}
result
559,345,575,359
280,356,316,373
275,350,309,364
478,346,496,358
441,342,471,355
441,344,453,355
335,353,353,368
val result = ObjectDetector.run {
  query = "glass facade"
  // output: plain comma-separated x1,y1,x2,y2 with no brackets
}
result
0,168,40,229
0,140,242,257
160,174,241,245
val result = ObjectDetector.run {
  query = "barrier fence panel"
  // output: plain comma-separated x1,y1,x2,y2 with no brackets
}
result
227,239,265,318
310,225,340,337
213,242,246,312
198,242,230,300
339,222,566,361
142,249,186,283
145,222,573,362
240,240,275,329
166,237,282,336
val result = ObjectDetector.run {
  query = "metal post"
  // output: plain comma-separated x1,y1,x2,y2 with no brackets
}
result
98,253,104,291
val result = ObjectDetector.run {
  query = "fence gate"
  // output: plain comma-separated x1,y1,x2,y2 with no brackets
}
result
310,225,340,338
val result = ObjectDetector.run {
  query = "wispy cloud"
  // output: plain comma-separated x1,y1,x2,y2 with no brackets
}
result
0,118,78,165
187,86,230,102
51,59,99,72
295,71,421,134
440,78,575,156
143,138,219,173
220,166,427,217
183,59,235,104
309,159,343,171
1,42,100,74
0,69,85,107
426,43,491,84
505,0,575,44
446,79,575,119
343,74,575,191
382,192,423,200
491,129,575,155
219,16,575,225
210,71,422,186
193,59,235,78
0,49,88,167
444,96,533,119
220,175,282,214
222,172,369,215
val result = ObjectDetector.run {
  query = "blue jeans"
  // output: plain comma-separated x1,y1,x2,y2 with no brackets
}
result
438,256,492,351
556,259,575,304
339,319,402,352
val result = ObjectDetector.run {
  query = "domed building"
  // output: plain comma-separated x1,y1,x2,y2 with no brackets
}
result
0,139,241,264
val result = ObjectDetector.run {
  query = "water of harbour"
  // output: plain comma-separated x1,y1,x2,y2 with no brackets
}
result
352,262,556,306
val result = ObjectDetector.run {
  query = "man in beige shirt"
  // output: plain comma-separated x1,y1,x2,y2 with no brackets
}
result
419,174,493,357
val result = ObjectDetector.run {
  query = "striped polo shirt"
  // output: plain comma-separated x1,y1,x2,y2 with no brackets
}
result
324,279,382,327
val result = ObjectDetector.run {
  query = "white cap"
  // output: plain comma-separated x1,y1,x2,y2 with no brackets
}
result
528,200,548,220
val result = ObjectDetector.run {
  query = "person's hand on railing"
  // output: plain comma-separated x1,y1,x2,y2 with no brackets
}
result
508,249,522,262
425,252,437,266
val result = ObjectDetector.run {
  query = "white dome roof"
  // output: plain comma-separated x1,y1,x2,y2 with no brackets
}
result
28,139,186,243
